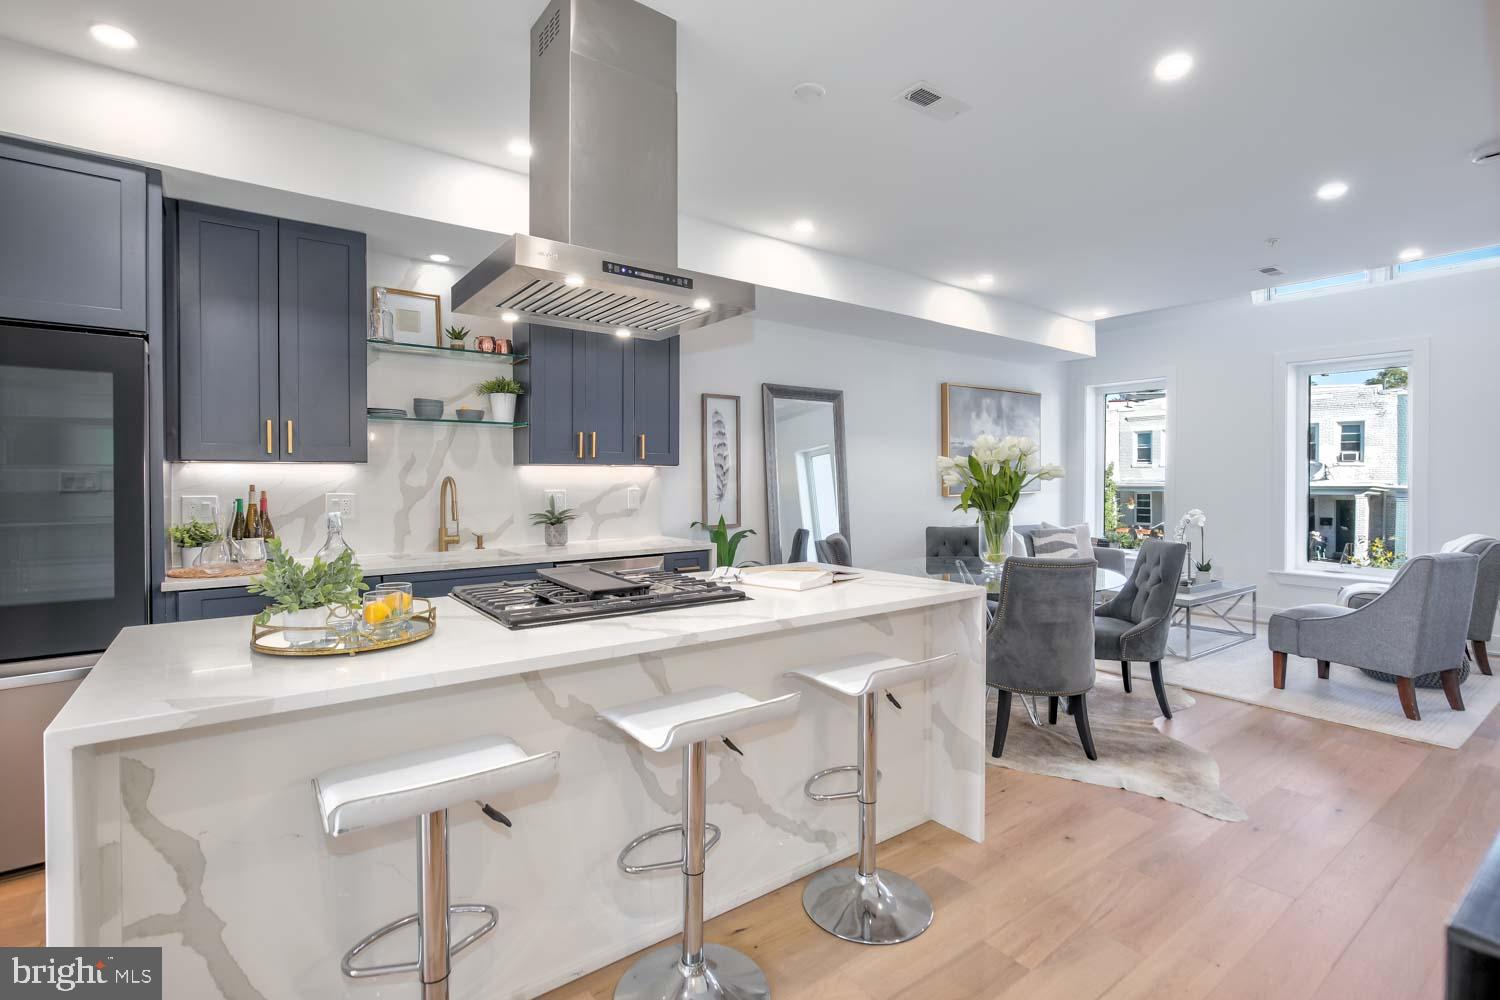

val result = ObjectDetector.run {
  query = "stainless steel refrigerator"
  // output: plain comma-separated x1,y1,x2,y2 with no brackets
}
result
0,321,148,873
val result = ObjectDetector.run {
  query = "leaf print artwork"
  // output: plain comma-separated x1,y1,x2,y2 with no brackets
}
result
712,408,731,503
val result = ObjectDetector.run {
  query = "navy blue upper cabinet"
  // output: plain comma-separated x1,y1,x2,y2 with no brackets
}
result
0,138,148,331
171,202,366,462
512,323,678,466
632,336,679,465
278,221,366,462
175,202,279,461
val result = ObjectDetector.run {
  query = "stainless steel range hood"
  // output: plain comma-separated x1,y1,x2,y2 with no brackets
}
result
453,0,754,339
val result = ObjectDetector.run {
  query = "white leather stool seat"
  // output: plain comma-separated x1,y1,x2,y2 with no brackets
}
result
314,736,559,836
598,685,800,752
785,652,957,698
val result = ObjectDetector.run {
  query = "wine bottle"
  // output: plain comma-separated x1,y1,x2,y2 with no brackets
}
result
230,499,245,541
259,490,275,539
244,485,260,539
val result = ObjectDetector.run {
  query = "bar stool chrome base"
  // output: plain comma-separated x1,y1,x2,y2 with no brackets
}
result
614,942,770,1000
802,868,934,945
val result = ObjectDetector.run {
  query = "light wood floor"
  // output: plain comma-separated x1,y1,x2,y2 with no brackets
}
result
5,693,1499,999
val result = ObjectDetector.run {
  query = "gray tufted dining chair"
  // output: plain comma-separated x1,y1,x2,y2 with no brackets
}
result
925,526,980,559
1093,539,1187,719
815,532,853,567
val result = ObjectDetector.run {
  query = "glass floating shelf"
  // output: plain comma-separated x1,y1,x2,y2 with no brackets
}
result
366,339,528,363
367,413,527,428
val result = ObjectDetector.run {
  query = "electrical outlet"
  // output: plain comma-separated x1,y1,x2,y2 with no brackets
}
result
544,489,567,509
625,486,641,510
182,495,218,523
325,493,357,521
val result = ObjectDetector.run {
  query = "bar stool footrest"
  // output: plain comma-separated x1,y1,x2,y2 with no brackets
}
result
340,903,498,979
618,822,722,875
804,765,882,802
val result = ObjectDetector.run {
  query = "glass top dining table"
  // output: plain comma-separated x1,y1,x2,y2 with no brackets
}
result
875,557,1128,595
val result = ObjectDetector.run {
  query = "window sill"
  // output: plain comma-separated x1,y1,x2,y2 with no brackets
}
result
1269,567,1395,590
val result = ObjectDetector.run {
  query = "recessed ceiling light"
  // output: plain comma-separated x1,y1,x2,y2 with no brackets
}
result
692,297,711,310
792,218,815,236
427,253,451,263
501,311,519,323
564,273,584,286
507,139,533,158
791,82,827,103
1316,180,1349,201
975,273,995,288
1092,308,1111,319
614,327,632,338
89,23,137,50
1153,51,1193,82
1397,247,1423,262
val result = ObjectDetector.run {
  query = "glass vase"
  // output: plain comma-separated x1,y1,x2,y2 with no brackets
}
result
980,509,1012,577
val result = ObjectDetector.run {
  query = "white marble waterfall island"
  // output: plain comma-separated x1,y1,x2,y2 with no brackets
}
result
45,571,986,1000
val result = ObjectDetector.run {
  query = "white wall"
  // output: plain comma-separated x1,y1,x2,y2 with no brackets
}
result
1063,266,1500,613
661,316,1068,566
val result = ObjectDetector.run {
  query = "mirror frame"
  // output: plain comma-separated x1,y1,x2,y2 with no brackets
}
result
761,383,850,564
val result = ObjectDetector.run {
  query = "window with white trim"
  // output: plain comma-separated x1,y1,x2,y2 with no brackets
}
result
1135,431,1153,465
1133,493,1153,525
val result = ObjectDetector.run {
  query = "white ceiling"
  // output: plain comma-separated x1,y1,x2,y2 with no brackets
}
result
1,0,1497,321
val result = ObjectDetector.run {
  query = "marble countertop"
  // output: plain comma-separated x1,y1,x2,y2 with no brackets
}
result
49,569,982,751
161,535,712,591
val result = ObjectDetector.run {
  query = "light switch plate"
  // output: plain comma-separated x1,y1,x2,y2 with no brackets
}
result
544,489,567,509
625,486,642,510
325,493,357,521
182,495,218,523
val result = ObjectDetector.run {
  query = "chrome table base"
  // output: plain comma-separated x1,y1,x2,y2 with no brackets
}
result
613,943,770,1000
802,868,934,945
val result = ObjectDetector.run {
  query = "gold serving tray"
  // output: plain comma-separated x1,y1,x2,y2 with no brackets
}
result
250,600,437,657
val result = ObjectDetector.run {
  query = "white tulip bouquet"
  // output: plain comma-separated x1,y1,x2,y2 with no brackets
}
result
937,434,1064,570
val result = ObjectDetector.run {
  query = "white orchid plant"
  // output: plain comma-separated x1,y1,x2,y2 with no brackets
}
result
1173,508,1211,573
937,434,1064,515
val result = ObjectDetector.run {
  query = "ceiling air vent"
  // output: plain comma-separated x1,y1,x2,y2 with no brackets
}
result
1258,266,1284,277
895,80,971,122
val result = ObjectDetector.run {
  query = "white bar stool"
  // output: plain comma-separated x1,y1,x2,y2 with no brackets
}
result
313,735,559,1000
599,685,801,1000
785,652,956,945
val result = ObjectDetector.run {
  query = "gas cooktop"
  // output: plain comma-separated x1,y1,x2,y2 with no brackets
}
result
451,570,749,630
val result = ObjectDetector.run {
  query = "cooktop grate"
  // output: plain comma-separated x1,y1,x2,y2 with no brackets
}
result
451,570,749,629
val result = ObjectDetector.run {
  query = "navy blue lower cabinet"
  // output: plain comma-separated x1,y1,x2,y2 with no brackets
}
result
174,575,384,622
663,550,711,573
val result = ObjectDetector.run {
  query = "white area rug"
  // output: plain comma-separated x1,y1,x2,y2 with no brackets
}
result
1097,641,1500,749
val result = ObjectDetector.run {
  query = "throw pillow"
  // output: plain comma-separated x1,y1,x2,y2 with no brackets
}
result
1041,520,1093,555
1029,527,1082,559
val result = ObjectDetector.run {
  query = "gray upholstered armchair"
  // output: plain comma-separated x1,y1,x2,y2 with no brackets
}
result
1012,522,1127,575
988,556,1099,760
1339,535,1500,677
1268,552,1478,720
1093,539,1187,719
925,526,980,559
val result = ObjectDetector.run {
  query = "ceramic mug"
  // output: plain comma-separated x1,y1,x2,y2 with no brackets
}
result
475,335,496,353
497,338,513,355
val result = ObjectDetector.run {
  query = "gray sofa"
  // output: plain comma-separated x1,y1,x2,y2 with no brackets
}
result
1267,552,1478,720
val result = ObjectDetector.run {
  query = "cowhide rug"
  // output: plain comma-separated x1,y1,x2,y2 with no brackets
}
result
984,681,1246,822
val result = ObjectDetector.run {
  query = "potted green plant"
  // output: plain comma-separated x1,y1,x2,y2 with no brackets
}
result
530,497,577,546
247,539,369,644
475,375,524,422
168,519,221,569
690,515,756,569
443,324,471,350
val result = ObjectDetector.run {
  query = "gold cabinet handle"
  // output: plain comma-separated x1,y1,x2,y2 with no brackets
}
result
590,431,597,459
639,433,646,460
287,419,294,454
576,431,584,459
265,419,272,455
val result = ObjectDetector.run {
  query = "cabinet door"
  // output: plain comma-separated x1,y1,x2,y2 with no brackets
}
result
0,138,147,331
278,220,366,462
176,202,279,461
632,336,679,465
580,331,635,464
518,324,586,464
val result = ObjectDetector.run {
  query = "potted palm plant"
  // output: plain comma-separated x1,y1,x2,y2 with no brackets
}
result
937,435,1064,575
530,497,577,546
690,515,756,569
475,375,523,422
247,539,369,644
169,519,221,569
